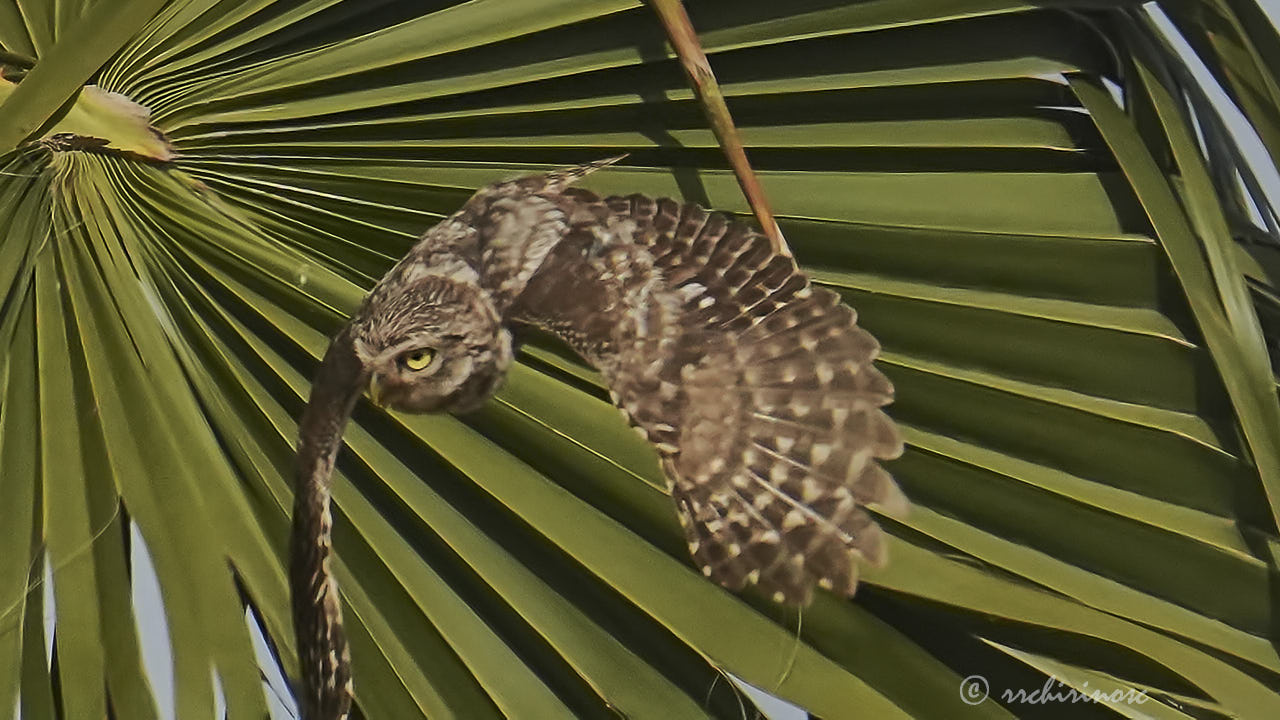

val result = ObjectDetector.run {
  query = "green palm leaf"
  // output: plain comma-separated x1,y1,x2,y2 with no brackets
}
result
2,1,1279,718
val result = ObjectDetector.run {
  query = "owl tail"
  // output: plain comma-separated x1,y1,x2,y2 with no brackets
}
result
291,326,364,720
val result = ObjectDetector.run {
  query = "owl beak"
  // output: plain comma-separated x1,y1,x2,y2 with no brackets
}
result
368,373,385,407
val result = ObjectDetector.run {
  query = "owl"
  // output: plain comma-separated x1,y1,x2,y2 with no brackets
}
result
290,157,907,720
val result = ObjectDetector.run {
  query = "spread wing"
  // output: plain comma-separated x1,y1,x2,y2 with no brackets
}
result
622,194,907,604
291,328,366,720
514,187,908,605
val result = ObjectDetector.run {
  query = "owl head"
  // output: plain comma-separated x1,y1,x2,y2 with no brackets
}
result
350,272,513,414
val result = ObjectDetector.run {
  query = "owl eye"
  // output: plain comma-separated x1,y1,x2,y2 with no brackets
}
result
400,348,437,371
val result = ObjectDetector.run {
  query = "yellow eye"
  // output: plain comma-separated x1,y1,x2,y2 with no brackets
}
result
402,348,436,371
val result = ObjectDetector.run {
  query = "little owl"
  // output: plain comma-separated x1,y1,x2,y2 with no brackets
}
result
291,157,907,720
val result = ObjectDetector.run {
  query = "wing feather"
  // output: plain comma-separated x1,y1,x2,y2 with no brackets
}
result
291,327,366,720
609,195,907,604
477,166,906,607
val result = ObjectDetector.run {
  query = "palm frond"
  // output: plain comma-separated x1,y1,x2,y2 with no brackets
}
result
2,1,1279,718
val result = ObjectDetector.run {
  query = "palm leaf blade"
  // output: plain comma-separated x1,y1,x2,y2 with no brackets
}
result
2,1,1279,718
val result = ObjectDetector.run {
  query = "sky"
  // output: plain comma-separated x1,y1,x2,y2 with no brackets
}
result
18,2,1280,720
1146,0,1280,225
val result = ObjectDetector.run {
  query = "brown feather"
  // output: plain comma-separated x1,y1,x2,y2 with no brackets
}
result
291,328,365,720
292,160,906,720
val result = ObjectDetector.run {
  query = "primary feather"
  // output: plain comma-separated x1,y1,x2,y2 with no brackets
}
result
291,158,906,719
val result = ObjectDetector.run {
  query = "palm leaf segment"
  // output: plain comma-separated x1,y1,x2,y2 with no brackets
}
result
2,1,1280,718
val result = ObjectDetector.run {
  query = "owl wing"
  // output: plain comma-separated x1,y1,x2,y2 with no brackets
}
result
515,185,907,605
623,195,907,604
291,328,365,720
